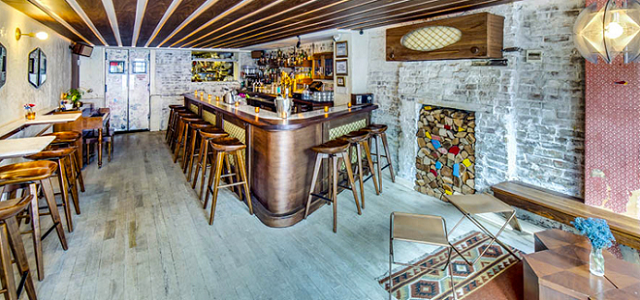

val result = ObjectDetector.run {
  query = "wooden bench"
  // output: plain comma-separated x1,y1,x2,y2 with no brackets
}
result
491,181,640,250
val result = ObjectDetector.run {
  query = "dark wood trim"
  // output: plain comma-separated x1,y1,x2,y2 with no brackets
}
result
2,0,83,42
146,0,207,47
112,0,137,46
134,0,173,47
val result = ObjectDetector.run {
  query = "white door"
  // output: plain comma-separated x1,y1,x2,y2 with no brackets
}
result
105,49,150,132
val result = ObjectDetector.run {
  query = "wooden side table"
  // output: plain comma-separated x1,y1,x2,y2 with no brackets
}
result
524,229,640,300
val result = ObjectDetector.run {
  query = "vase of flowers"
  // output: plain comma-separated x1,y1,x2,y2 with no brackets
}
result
24,103,36,120
571,217,615,276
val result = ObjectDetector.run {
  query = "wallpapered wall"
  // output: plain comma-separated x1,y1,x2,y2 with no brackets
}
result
585,0,640,220
0,1,71,134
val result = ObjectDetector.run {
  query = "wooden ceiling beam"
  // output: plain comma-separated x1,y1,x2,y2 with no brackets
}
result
190,0,359,48
221,0,512,49
2,0,83,43
215,0,469,48
32,0,103,45
75,0,118,45
172,0,314,48
112,0,137,46
135,0,172,47
146,0,207,47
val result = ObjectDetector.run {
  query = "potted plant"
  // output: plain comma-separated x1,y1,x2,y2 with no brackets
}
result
571,217,616,276
64,88,93,109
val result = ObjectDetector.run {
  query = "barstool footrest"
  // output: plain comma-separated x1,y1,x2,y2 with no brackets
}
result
40,222,61,241
16,270,28,299
310,193,333,204
217,182,246,189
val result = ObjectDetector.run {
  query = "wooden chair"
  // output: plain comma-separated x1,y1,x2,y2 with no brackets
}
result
340,130,380,209
304,139,361,233
0,161,68,281
173,117,205,163
83,128,114,165
165,105,186,143
169,112,197,151
44,131,85,193
183,122,215,175
203,137,253,225
0,194,38,299
362,124,395,192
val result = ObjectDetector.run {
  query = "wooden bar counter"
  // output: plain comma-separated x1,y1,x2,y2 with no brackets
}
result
184,94,377,227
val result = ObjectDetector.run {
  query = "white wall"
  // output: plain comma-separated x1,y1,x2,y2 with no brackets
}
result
0,1,72,134
78,46,105,107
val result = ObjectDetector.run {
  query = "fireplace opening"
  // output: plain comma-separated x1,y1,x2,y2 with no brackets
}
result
415,105,476,199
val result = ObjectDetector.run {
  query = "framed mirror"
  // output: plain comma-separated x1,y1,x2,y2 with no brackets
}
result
0,43,6,89
28,48,46,88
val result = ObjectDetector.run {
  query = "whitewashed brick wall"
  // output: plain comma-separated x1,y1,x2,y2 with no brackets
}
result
367,0,585,197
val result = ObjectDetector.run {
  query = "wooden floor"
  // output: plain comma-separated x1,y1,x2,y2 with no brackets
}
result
24,132,534,300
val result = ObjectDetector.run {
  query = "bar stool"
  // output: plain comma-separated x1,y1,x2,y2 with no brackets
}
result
185,125,223,181
0,194,38,300
191,128,229,199
203,137,253,225
169,111,197,150
25,146,79,231
165,105,186,142
183,122,215,175
304,139,361,233
362,124,395,192
173,117,205,163
0,161,68,281
340,130,380,209
43,131,85,193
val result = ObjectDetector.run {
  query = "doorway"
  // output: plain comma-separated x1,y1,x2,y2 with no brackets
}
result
105,49,150,132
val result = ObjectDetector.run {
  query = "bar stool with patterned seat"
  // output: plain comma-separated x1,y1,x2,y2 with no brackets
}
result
25,146,79,231
203,137,253,225
361,124,395,192
183,122,216,176
304,139,361,233
191,128,229,199
165,105,186,143
43,131,85,193
169,111,198,150
340,130,380,209
0,161,68,281
173,117,206,163
0,194,38,299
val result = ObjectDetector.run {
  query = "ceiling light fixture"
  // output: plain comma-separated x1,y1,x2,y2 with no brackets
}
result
574,0,640,63
15,28,48,41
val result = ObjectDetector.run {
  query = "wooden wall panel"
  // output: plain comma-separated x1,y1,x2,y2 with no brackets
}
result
112,0,138,46
135,0,173,47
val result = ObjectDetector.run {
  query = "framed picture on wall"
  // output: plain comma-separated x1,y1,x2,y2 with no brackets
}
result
335,59,348,75
337,77,345,87
132,60,147,74
109,61,125,74
336,41,348,58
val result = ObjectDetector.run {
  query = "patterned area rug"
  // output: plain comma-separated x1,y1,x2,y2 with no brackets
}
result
379,231,523,300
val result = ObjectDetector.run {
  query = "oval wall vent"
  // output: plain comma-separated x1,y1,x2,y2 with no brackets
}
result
401,26,462,51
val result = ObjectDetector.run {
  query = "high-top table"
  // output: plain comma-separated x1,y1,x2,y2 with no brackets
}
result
0,136,55,160
524,229,640,299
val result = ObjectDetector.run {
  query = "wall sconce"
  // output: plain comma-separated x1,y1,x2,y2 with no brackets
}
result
574,0,640,63
15,28,48,41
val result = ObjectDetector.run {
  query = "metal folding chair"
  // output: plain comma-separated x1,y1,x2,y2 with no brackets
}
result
444,194,521,266
389,212,468,300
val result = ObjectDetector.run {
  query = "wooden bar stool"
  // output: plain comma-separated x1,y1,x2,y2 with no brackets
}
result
362,124,395,192
191,128,228,199
340,130,380,209
44,131,85,193
25,146,80,231
169,111,197,150
173,117,205,163
0,161,68,281
185,124,222,181
203,137,253,225
0,194,38,300
183,122,215,175
304,139,361,233
165,105,186,143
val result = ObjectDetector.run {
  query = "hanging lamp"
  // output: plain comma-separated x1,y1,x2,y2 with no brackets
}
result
574,0,640,63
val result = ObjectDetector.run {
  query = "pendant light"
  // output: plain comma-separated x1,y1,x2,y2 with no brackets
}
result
574,0,640,63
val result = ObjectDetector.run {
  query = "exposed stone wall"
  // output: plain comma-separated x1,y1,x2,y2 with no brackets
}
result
367,0,585,198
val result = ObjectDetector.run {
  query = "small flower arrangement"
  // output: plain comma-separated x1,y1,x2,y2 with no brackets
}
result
571,217,615,249
64,88,93,108
24,103,36,120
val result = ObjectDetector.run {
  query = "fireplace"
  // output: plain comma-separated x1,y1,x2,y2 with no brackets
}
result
415,105,476,198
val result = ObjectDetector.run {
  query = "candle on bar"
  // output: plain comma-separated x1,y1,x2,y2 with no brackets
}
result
324,106,329,112
235,101,239,107
255,107,260,113
348,102,352,108
194,90,198,97
216,96,220,103
208,94,212,102
200,92,204,100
